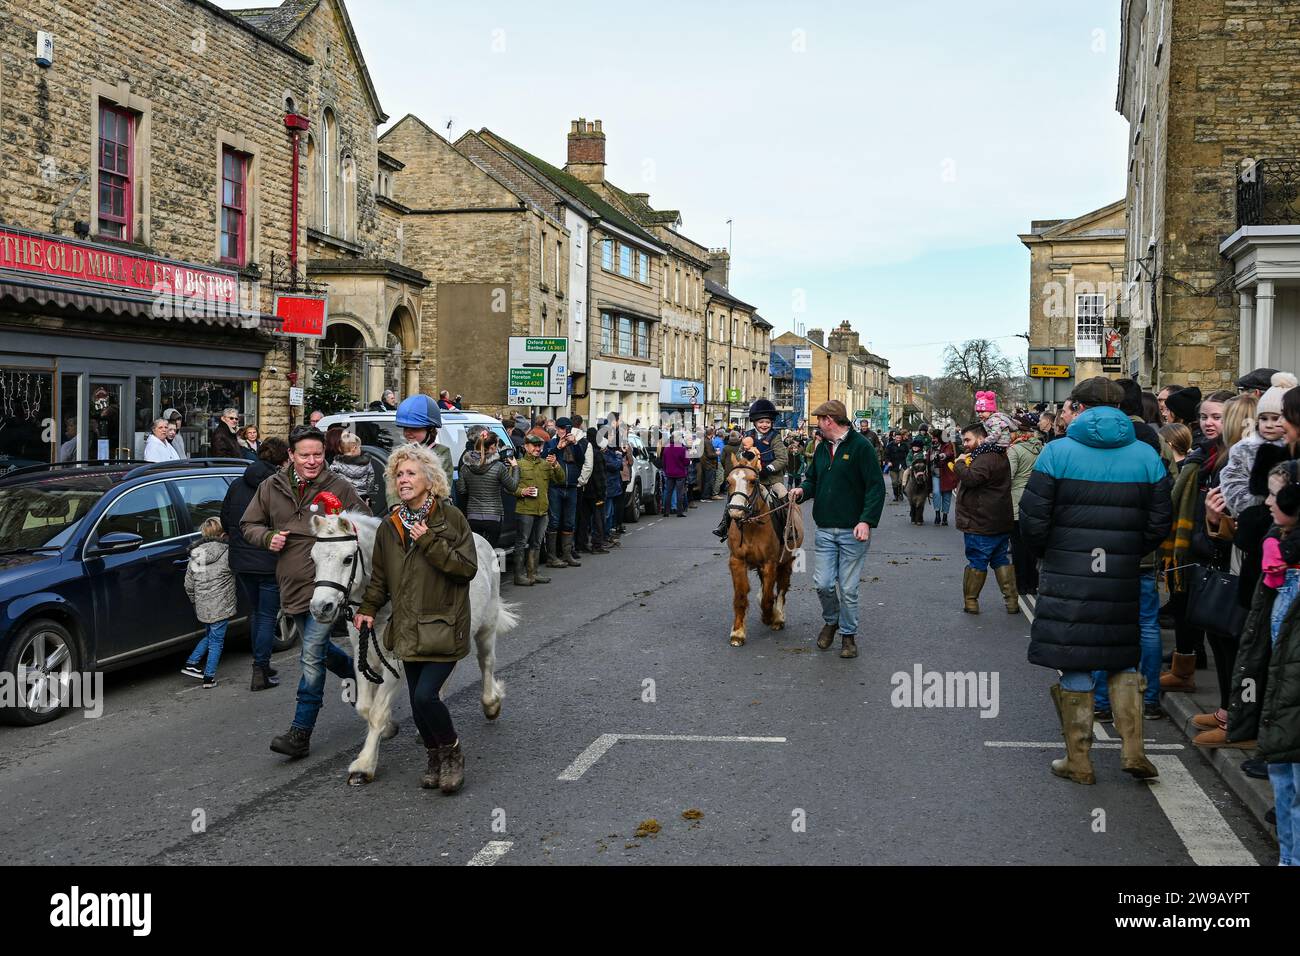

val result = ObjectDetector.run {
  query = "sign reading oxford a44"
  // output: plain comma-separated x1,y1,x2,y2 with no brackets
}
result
507,337,567,406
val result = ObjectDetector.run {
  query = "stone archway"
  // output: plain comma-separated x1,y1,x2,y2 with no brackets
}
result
387,303,419,400
320,320,367,404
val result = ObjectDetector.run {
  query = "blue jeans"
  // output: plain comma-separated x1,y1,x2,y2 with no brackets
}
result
813,527,870,636
187,619,229,679
1269,761,1300,866
547,485,578,532
1094,571,1161,710
931,476,952,515
239,573,280,669
1061,668,1137,694
663,476,687,515
964,532,1010,571
604,495,619,532
291,611,355,732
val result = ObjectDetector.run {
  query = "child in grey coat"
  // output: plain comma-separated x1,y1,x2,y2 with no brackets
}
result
182,517,237,688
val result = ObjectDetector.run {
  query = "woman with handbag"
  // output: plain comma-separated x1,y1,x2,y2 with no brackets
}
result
354,443,479,794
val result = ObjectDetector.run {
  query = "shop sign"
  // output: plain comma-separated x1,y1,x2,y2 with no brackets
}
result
0,225,238,303
508,337,568,406
275,294,328,337
590,359,661,394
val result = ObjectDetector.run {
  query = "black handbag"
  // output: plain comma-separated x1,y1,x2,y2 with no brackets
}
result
1185,564,1247,637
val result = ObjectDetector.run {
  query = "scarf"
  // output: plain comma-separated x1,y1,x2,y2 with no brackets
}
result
396,493,435,534
289,466,311,503
1160,461,1201,593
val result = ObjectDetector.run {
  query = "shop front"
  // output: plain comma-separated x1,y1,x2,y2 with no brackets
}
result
658,378,704,433
0,226,278,472
588,358,661,430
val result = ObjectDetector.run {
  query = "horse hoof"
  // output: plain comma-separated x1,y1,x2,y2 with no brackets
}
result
771,620,785,630
382,721,400,740
729,634,746,647
483,699,501,720
347,771,373,786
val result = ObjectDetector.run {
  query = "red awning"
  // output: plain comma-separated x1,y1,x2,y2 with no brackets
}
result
0,276,282,332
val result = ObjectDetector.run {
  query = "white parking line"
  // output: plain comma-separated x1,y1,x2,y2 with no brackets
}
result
1145,755,1258,866
557,732,787,781
466,840,514,866
983,740,1185,750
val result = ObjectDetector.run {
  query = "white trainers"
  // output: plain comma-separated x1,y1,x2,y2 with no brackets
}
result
181,664,203,679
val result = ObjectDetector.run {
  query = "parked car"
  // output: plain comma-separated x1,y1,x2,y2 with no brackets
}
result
318,409,520,552
0,458,261,726
621,431,662,522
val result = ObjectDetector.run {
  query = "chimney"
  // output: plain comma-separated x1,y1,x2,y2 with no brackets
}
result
706,248,730,289
827,320,859,354
806,327,825,348
565,117,606,184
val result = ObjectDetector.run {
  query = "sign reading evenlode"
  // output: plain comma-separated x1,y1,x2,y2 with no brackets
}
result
0,225,238,303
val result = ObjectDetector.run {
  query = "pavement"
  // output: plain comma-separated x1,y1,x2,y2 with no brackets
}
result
0,493,1279,865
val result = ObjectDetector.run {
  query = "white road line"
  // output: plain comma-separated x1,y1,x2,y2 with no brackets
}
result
557,732,787,781
984,741,1185,750
1145,755,1258,866
1019,596,1035,622
466,841,514,866
1093,722,1113,741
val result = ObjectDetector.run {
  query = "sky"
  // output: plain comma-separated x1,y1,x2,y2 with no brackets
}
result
230,0,1131,377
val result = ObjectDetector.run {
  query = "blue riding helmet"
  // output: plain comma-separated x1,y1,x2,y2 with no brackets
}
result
395,395,442,430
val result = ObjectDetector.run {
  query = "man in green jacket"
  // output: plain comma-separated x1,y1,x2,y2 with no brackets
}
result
513,433,565,585
790,400,886,660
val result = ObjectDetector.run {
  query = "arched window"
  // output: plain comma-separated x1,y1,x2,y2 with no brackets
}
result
305,134,318,229
320,109,336,234
340,152,355,241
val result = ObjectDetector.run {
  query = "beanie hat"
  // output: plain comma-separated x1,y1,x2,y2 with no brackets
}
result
1164,386,1201,424
1257,371,1298,417
555,417,573,431
974,390,998,413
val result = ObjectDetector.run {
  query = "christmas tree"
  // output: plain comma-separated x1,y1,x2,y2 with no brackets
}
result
306,361,359,415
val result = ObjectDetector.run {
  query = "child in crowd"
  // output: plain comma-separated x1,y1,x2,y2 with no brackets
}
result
182,517,237,688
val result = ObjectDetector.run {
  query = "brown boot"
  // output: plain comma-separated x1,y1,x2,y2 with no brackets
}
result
839,634,858,659
421,745,443,789
1109,671,1158,778
528,550,550,585
1159,652,1197,692
963,568,987,614
1049,684,1096,784
816,623,837,650
993,565,1019,614
438,740,465,794
513,549,531,586
561,532,582,567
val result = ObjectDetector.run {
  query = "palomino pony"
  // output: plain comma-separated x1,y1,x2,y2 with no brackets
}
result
305,511,519,786
722,460,798,647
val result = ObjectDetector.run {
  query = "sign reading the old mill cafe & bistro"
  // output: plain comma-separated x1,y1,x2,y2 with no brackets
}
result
0,225,239,303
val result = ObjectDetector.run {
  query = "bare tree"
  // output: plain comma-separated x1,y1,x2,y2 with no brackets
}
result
941,339,1015,413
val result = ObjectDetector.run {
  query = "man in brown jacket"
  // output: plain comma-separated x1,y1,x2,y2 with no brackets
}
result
952,420,1016,615
241,424,370,758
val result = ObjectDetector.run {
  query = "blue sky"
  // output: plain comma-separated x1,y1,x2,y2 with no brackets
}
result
231,0,1130,376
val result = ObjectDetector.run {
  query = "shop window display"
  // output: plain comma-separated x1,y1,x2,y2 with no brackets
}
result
0,370,55,472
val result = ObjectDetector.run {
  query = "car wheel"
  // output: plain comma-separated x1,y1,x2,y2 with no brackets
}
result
626,479,643,523
0,619,82,726
274,612,301,653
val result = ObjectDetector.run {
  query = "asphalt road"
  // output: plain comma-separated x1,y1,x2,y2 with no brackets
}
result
0,494,1277,865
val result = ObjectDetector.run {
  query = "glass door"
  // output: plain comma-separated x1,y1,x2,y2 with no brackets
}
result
88,378,129,461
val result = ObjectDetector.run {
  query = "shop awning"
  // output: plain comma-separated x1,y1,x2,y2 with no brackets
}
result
0,276,282,332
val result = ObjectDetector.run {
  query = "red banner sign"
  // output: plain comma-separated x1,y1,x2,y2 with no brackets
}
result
274,293,327,337
0,225,238,303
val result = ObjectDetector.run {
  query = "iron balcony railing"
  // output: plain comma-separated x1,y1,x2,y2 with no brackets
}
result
1238,158,1300,228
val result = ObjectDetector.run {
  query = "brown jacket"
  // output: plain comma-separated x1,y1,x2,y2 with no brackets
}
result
239,468,369,614
358,503,478,662
952,450,1013,536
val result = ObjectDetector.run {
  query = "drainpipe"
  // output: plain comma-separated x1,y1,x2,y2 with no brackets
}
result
284,112,310,426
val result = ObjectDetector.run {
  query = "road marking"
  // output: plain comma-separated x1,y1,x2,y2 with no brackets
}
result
1145,755,1257,866
558,732,787,781
1093,722,1113,741
1019,595,1035,621
466,841,514,866
48,711,116,737
984,741,1185,750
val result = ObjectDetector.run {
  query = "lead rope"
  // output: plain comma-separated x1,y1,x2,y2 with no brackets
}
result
357,621,401,684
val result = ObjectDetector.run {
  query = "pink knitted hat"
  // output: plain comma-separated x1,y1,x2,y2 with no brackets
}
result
974,391,998,414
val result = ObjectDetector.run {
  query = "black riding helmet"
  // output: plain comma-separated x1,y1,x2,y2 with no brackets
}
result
748,398,778,423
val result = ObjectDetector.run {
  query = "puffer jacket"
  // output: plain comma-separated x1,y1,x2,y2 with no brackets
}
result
221,459,280,575
1020,405,1173,673
455,449,518,521
1006,435,1043,519
1259,572,1300,763
358,505,478,663
184,540,237,624
329,452,386,511
1227,576,1276,745
604,448,625,498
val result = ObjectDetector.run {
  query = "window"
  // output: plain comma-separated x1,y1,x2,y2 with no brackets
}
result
619,244,632,278
674,270,680,304
98,103,133,240
663,267,669,300
0,369,55,465
174,476,230,529
602,239,613,271
540,231,547,284
220,147,248,265
636,320,650,359
601,313,614,353
1075,294,1106,358
97,483,180,545
320,110,335,234
638,251,649,284
618,317,633,356
556,240,562,289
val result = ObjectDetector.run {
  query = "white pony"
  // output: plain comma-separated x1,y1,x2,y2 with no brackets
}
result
306,511,519,786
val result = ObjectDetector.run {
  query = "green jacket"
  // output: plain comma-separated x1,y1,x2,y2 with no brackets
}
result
798,428,886,529
1006,436,1043,518
359,502,478,662
514,454,565,516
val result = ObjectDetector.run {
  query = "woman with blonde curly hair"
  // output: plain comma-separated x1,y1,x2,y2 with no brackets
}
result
355,443,478,794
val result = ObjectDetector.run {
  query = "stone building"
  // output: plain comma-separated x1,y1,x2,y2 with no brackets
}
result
826,321,890,427
704,259,768,425
379,115,569,418
773,329,849,422
1117,0,1300,386
1018,200,1127,381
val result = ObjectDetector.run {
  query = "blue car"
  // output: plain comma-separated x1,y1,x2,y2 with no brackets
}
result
0,458,254,725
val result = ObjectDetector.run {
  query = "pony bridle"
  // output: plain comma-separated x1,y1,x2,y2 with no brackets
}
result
727,464,764,521
310,532,367,621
